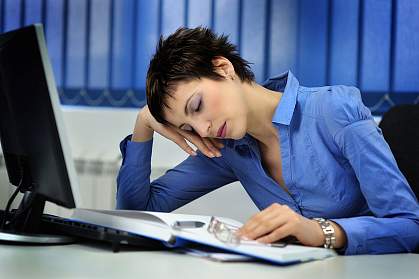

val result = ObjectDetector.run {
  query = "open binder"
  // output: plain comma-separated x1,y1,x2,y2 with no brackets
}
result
69,208,336,265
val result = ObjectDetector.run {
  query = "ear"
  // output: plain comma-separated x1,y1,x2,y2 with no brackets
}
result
212,56,235,79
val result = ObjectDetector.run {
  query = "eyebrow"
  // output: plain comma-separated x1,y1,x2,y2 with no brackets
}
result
178,91,198,129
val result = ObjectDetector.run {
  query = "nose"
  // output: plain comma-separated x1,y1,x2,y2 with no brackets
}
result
193,120,211,138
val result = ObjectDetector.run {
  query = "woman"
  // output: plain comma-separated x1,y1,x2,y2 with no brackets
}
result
116,27,419,255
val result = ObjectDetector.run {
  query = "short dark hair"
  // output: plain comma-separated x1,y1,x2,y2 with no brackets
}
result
146,27,255,125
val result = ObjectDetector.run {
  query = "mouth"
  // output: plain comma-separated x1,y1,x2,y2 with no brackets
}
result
217,122,227,138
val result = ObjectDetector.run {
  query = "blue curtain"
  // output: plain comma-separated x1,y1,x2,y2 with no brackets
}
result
0,0,418,114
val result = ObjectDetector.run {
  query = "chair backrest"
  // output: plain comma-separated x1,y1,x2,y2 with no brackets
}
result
379,104,419,200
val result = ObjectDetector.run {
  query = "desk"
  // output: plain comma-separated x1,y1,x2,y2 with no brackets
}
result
0,242,417,279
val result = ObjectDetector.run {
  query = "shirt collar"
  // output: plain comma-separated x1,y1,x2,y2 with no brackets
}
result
262,70,300,126
224,71,300,149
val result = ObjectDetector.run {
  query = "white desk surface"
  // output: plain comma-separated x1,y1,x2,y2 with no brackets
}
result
0,242,418,279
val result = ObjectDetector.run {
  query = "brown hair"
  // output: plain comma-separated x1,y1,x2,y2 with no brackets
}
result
146,27,255,125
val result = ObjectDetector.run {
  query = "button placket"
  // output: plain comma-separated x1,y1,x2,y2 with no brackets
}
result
278,125,302,214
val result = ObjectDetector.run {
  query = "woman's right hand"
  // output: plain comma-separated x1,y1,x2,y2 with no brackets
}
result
132,106,224,158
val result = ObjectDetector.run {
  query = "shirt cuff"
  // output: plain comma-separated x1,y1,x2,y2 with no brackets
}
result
330,217,367,255
120,135,153,167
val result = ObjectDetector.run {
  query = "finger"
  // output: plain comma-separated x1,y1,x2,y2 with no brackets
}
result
202,138,221,157
191,137,217,158
179,130,216,158
237,204,282,236
204,137,221,151
240,214,288,241
208,138,225,149
161,127,204,156
174,138,198,156
256,223,293,244
237,211,268,236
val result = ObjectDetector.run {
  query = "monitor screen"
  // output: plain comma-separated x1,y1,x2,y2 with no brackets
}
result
0,24,81,239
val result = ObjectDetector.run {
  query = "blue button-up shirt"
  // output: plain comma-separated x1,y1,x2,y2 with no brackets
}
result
116,71,419,255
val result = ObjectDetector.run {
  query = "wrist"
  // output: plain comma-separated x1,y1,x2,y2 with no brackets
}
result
311,218,347,250
132,108,154,142
312,218,336,249
310,219,327,247
139,107,152,129
328,220,347,249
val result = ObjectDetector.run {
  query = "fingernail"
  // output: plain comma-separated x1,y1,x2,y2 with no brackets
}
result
191,151,197,156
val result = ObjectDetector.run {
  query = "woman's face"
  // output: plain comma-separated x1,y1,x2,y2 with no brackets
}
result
163,77,248,140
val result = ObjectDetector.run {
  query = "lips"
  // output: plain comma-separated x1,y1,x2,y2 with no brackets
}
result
217,122,226,138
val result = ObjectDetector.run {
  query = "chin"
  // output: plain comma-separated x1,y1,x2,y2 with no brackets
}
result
227,119,247,140
230,128,247,140
224,117,246,140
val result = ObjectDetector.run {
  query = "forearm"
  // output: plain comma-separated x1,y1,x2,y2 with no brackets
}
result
132,107,154,142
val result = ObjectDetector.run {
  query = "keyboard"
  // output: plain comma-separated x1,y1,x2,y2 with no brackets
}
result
41,214,168,252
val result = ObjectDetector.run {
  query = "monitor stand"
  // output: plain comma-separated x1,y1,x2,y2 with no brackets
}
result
0,191,76,244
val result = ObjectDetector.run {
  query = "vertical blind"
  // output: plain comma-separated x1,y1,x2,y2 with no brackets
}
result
0,0,418,114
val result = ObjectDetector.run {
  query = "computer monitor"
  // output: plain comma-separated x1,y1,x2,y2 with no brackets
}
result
0,24,81,243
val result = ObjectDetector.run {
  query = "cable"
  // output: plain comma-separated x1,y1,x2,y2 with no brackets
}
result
7,187,37,228
0,177,23,230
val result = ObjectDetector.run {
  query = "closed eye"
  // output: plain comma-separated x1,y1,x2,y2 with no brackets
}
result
195,99,202,112
179,94,202,130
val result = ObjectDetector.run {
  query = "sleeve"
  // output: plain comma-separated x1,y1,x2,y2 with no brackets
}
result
323,86,419,255
116,135,238,212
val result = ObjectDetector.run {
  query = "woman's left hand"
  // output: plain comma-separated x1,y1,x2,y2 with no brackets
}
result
236,203,325,247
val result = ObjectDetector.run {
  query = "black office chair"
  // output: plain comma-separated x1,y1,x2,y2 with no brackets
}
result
379,104,419,200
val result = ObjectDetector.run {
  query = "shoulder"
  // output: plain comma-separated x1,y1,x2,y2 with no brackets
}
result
311,85,372,135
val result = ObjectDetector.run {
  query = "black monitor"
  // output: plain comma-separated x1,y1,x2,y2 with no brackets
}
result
0,24,81,243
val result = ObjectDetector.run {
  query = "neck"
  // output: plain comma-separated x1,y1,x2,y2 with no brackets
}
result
242,82,282,146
